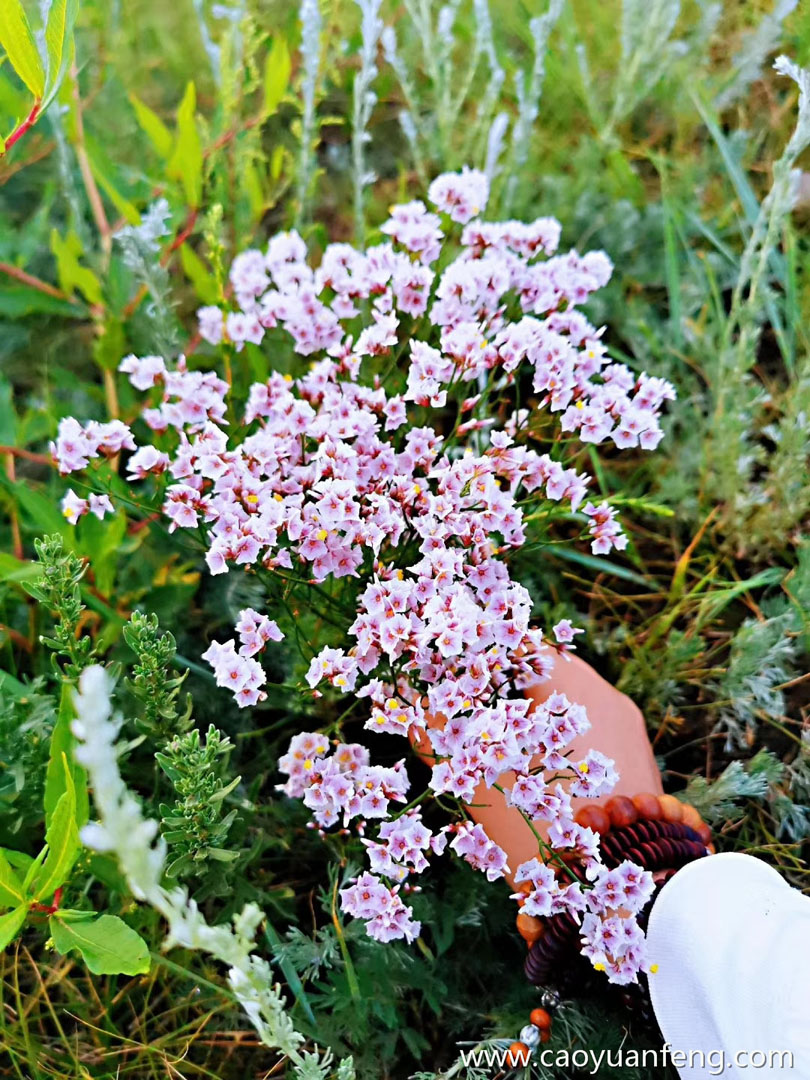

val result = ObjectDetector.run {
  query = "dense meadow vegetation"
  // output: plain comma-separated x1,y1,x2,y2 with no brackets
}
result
0,0,809,1076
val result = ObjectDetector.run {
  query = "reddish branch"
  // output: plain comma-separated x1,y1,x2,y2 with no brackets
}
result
0,261,73,302
3,101,41,155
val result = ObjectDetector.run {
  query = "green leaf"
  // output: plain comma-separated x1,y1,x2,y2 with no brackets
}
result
86,142,140,226
168,82,203,208
263,36,291,116
0,552,40,584
550,546,652,587
0,375,15,444
50,229,104,307
0,0,45,99
0,850,25,909
44,683,88,829
0,905,27,951
79,510,126,597
0,284,81,318
49,914,151,975
179,243,218,304
129,92,173,159
31,757,79,901
0,472,70,538
41,0,78,109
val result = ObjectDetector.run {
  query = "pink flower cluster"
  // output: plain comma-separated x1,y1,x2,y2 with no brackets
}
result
514,848,654,985
55,170,675,981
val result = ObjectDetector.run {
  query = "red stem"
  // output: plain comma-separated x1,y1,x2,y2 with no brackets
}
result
4,101,41,154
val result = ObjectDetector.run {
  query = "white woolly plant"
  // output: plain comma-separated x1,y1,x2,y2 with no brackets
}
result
502,0,563,215
295,0,323,227
72,666,354,1080
352,0,384,240
383,0,504,179
706,56,810,519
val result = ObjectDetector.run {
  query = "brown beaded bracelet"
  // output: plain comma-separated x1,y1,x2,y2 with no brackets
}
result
506,792,714,1059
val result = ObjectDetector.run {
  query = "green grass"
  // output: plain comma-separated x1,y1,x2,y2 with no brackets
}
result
0,0,809,1076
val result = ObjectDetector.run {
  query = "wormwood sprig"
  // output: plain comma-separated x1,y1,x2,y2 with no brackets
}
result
123,612,193,739
295,0,323,227
71,665,355,1080
114,199,178,359
156,725,241,880
25,535,95,679
351,0,384,240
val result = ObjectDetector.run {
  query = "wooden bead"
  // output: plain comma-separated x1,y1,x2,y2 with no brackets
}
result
575,804,611,834
632,792,663,820
539,1027,551,1044
680,804,703,831
605,795,638,828
507,1042,531,1067
516,912,545,946
529,1007,552,1031
658,794,684,823
695,824,713,846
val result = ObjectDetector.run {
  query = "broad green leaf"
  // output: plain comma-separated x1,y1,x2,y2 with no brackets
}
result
0,472,70,538
86,142,140,225
0,0,45,99
1,848,33,874
263,36,291,116
44,683,89,829
168,82,202,208
41,0,78,109
79,510,127,597
0,65,28,117
49,914,150,975
0,553,40,584
0,284,81,318
32,757,79,901
129,92,173,158
179,243,218,304
50,229,104,307
0,905,27,951
0,850,24,909
0,376,15,444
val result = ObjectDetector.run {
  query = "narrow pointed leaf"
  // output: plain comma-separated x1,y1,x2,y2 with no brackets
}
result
168,82,202,207
41,0,78,109
263,36,291,116
0,905,27,951
0,851,25,909
0,0,45,99
129,92,173,158
44,682,89,828
32,758,79,901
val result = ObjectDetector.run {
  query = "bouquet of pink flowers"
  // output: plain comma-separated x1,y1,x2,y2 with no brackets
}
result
54,167,674,984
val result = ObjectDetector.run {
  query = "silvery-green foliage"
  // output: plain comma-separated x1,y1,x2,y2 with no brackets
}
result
385,0,507,176
706,57,810,519
714,0,798,111
713,612,797,748
71,667,354,1080
381,26,427,185
599,0,687,142
686,746,810,845
682,749,780,823
352,0,384,239
296,0,323,227
484,111,509,183
114,199,177,358
502,0,563,214
192,0,221,82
